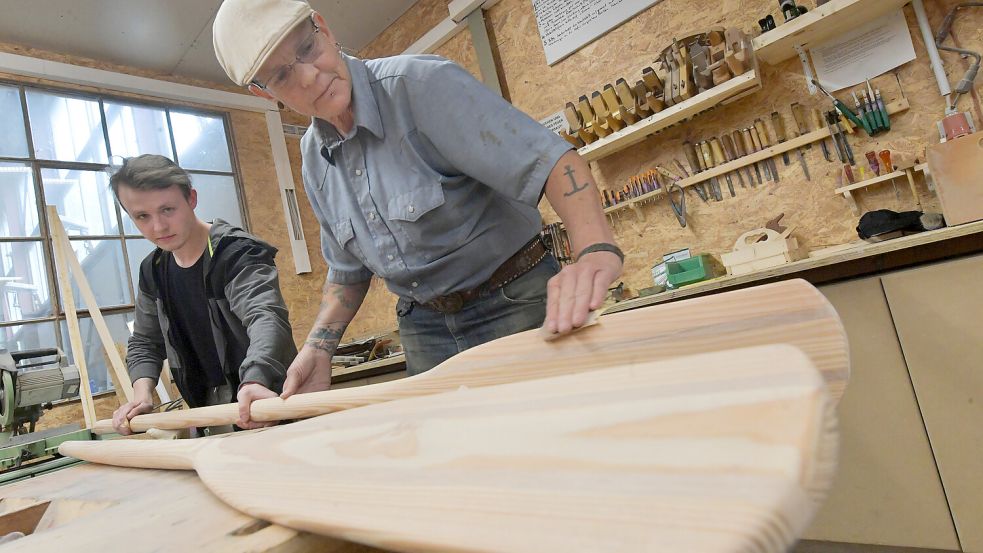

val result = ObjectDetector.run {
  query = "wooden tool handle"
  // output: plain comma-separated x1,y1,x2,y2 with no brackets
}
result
699,141,715,168
709,138,726,165
59,437,205,470
791,102,810,135
811,108,825,134
683,141,703,173
721,134,738,161
732,130,749,156
771,111,789,141
744,128,760,152
754,119,772,147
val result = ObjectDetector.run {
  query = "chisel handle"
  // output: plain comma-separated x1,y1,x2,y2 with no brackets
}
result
721,134,738,161
771,111,789,141
709,138,726,166
753,119,772,147
732,130,749,157
683,141,703,174
699,141,715,169
748,127,763,152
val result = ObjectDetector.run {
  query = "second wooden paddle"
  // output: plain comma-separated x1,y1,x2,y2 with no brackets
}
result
63,344,838,553
93,279,848,434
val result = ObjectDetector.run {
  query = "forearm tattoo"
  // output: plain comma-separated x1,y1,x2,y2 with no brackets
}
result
321,281,366,312
305,323,346,354
562,165,589,197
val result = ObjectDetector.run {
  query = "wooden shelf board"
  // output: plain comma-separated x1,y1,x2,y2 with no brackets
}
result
752,0,911,65
579,70,760,163
834,163,927,194
605,219,983,314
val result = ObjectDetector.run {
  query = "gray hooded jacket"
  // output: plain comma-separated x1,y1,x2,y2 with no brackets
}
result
126,219,296,407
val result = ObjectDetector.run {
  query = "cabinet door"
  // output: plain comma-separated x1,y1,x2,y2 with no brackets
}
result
882,254,983,552
806,277,959,549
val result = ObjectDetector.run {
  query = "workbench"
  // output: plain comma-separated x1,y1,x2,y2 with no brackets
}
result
608,219,983,313
0,461,386,552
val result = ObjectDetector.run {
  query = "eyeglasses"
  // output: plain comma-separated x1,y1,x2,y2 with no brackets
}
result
252,18,324,92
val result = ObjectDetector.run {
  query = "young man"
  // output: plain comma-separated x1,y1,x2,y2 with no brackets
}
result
110,155,296,434
212,0,623,393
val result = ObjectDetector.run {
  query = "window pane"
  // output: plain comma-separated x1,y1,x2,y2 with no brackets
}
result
0,86,29,158
0,162,41,238
0,240,52,320
104,102,173,159
60,239,130,310
60,312,133,394
170,111,231,172
125,238,155,295
192,173,243,227
42,168,119,236
0,321,57,353
26,90,108,163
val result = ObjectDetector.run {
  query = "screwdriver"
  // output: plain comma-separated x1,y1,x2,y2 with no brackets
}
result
811,79,870,135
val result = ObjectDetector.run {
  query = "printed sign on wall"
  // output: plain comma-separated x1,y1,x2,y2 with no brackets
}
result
533,0,664,65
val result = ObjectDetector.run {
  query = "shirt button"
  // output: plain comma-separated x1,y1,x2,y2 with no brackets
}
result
355,169,363,176
387,254,394,261
408,205,415,213
411,282,419,288
368,212,376,220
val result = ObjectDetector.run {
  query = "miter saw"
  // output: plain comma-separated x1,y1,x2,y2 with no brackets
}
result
0,347,91,483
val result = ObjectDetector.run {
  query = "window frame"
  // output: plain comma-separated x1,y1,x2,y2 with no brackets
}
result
0,78,251,395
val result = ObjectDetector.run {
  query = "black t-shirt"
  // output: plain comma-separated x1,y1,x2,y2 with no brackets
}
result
164,253,224,388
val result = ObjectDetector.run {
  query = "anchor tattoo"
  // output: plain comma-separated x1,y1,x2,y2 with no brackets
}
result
562,165,589,197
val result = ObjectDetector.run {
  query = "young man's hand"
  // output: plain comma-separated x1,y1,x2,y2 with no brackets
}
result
280,346,333,399
236,382,279,429
112,377,157,435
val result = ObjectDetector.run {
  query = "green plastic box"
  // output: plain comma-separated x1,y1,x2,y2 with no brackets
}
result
666,254,723,288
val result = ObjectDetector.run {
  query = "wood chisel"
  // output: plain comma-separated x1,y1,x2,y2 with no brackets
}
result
720,134,748,189
673,148,709,202
731,129,761,186
750,123,779,182
741,128,769,183
823,111,844,163
769,112,791,166
772,111,810,181
875,89,890,131
753,119,781,183
865,80,883,131
698,141,724,200
810,108,833,162
709,137,736,197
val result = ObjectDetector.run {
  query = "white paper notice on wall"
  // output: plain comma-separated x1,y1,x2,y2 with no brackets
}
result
539,110,568,134
533,0,664,65
811,9,915,92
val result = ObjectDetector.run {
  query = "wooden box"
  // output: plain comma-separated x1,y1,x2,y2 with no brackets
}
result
722,228,804,276
928,131,983,226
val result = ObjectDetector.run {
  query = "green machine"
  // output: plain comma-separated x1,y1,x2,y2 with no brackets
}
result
0,347,91,484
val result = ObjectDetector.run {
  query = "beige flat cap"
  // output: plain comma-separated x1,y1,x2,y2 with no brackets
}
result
213,0,313,86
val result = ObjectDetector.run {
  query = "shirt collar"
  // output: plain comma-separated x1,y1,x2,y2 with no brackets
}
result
312,54,384,151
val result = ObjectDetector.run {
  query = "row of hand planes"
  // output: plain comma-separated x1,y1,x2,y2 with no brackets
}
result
560,27,753,148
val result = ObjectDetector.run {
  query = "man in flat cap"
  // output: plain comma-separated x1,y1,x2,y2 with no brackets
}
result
212,0,623,396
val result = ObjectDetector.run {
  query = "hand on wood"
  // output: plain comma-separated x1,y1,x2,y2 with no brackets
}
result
544,251,622,336
280,347,333,399
236,383,279,430
112,398,154,435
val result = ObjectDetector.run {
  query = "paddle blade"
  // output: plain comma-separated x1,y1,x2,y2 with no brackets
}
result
194,345,837,553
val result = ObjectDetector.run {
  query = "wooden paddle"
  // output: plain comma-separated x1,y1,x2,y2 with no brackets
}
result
92,279,848,434
62,344,839,553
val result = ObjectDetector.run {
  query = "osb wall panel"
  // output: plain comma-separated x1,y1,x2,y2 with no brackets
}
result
0,42,324,347
358,0,983,297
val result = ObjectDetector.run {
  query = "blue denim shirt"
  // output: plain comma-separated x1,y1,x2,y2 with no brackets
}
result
299,54,571,303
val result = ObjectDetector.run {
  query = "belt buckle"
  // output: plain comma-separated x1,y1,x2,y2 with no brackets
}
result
432,291,464,313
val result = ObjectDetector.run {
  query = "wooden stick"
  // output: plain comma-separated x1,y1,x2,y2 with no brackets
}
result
47,206,97,428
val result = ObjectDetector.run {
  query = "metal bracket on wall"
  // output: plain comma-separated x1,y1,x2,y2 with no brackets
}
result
466,8,503,97
795,45,818,95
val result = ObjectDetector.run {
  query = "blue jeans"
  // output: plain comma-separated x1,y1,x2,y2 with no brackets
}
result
397,254,560,376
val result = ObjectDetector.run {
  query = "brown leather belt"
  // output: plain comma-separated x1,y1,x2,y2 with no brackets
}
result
422,236,548,314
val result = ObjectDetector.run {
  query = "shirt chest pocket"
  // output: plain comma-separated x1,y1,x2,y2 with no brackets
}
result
333,218,364,259
385,182,462,251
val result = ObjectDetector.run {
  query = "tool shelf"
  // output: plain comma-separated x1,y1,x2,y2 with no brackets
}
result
579,70,762,163
834,163,928,214
752,0,911,65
